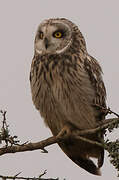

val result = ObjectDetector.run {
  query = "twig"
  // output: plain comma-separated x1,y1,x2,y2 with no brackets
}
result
0,136,62,156
14,172,22,178
39,170,47,178
94,104,119,117
75,117,119,136
74,135,103,148
0,170,58,180
0,174,58,180
0,111,20,146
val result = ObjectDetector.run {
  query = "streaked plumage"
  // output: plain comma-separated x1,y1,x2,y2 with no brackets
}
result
30,18,106,176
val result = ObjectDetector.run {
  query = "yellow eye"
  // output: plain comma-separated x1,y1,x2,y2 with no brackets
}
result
54,31,62,38
39,31,44,39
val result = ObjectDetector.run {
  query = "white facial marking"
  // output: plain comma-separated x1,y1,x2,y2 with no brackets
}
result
35,20,72,55
56,39,72,54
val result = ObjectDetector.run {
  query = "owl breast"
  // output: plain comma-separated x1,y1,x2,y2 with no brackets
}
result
30,55,99,136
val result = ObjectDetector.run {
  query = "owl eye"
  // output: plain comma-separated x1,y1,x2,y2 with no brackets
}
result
53,31,63,38
39,31,44,39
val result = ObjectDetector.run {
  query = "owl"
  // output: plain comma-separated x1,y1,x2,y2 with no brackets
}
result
30,18,106,176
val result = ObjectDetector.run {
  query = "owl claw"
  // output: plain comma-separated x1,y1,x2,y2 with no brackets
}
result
57,124,72,139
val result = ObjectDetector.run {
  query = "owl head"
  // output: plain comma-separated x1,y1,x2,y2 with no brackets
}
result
34,18,87,55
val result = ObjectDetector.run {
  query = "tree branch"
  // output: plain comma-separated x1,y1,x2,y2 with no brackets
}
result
0,116,119,156
0,168,58,180
0,136,60,156
0,174,58,180
75,117,119,135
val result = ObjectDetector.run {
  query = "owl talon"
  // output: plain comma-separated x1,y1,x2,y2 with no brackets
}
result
57,125,72,139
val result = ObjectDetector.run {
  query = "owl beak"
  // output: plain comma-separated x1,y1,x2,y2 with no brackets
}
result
44,38,49,49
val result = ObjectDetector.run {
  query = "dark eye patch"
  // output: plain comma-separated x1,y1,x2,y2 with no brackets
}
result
53,29,66,38
38,31,44,39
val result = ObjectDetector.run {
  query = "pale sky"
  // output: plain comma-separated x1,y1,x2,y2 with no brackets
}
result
0,0,119,179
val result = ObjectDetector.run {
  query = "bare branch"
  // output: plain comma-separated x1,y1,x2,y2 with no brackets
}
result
0,170,58,180
0,136,58,156
0,174,58,180
14,172,22,178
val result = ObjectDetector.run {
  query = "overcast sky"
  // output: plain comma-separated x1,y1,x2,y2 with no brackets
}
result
0,0,119,179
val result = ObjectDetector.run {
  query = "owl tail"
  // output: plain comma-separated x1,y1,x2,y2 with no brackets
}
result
58,135,104,176
71,156,101,176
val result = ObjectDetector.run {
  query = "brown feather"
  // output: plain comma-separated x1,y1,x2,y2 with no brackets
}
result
30,18,107,176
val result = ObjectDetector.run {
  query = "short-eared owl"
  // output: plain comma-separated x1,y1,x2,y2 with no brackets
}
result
30,18,106,176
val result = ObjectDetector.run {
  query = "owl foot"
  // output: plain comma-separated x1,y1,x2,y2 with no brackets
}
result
57,124,73,139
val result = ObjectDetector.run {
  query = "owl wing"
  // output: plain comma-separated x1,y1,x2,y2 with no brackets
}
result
59,55,106,175
84,55,106,118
